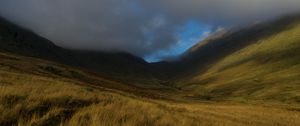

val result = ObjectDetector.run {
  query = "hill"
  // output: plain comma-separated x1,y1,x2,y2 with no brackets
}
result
0,17,162,87
162,15,300,103
1,51,300,126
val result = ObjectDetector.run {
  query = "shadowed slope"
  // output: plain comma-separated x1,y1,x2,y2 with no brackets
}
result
0,17,162,86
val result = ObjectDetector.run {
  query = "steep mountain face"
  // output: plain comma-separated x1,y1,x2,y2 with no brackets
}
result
156,15,300,81
0,17,161,86
163,15,300,103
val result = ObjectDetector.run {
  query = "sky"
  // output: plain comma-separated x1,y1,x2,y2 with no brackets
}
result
145,20,212,62
0,0,299,62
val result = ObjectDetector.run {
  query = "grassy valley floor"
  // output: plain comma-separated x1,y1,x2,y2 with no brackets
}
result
0,53,300,126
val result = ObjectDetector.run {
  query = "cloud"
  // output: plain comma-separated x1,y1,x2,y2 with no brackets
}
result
146,0,300,24
0,0,176,57
0,0,299,58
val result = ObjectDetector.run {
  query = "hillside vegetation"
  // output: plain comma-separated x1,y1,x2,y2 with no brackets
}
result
177,16,300,104
1,52,300,126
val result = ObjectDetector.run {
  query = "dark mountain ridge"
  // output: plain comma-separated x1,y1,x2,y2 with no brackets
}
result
1,14,300,86
153,14,300,81
0,17,161,86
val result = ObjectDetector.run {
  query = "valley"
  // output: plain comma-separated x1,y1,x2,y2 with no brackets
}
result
0,15,300,126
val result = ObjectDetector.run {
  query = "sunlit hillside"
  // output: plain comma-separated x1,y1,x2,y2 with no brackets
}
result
176,16,300,104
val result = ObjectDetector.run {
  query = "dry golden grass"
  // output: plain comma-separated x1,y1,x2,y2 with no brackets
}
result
0,53,300,126
180,21,300,104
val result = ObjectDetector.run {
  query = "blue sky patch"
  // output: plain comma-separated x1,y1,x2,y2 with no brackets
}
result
145,20,212,62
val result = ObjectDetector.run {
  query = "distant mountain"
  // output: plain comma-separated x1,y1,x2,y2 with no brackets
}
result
0,17,162,86
156,14,300,102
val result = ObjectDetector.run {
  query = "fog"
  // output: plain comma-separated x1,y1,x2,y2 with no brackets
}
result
0,0,299,59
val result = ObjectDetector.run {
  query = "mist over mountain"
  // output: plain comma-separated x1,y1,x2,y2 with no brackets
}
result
0,17,162,86
0,0,299,60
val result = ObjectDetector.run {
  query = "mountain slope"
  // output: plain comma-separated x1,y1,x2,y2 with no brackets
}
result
1,15,300,103
158,15,300,79
0,17,162,87
172,15,300,103
1,50,300,126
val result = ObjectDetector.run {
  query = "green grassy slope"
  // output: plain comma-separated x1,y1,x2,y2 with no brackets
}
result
177,16,300,104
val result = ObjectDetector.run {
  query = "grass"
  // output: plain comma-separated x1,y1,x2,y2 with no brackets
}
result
1,70,300,126
0,50,300,126
180,19,300,104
